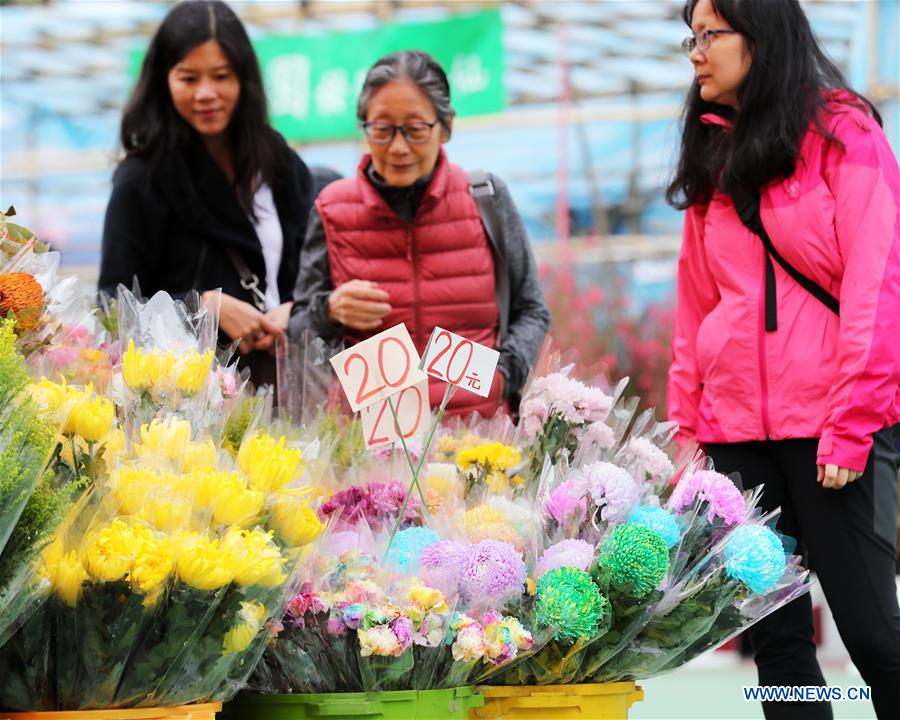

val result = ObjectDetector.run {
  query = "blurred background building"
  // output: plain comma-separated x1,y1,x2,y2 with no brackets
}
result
1,0,898,412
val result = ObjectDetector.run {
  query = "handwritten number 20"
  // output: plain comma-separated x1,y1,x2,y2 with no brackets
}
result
344,337,412,406
426,330,473,384
367,386,423,445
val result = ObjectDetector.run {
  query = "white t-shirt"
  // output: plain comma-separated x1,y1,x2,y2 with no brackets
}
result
251,182,283,311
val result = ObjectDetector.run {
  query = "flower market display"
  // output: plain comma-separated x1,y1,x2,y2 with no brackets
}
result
0,213,325,715
1,211,812,720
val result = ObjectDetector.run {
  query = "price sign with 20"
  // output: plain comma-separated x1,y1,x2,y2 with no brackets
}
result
329,324,428,413
360,380,430,448
420,326,500,398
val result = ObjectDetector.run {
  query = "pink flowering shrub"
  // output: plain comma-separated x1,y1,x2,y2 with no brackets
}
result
540,262,674,418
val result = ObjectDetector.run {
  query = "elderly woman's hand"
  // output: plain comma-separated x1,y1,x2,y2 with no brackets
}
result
327,279,392,331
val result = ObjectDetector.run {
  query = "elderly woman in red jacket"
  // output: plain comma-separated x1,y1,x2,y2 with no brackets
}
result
289,50,549,418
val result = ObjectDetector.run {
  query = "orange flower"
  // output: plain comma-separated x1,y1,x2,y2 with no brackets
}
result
0,272,43,333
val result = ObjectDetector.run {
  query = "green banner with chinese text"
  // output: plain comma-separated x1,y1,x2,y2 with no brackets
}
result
257,8,504,142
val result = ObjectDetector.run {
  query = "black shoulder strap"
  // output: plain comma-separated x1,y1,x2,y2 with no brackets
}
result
469,170,510,342
730,187,839,332
225,247,269,312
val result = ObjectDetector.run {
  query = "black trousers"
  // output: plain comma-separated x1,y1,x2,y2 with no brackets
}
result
706,430,900,720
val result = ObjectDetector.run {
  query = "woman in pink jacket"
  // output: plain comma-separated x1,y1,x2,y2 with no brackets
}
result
667,1,900,718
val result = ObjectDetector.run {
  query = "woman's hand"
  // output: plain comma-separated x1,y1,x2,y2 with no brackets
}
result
327,279,392,331
817,463,862,489
205,291,281,355
253,301,293,353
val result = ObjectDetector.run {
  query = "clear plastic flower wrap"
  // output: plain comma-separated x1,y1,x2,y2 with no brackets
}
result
607,409,678,496
0,329,328,711
427,411,523,503
1,213,81,360
275,330,340,428
116,288,220,439
0,321,116,652
248,507,546,695
664,456,766,584
594,511,811,682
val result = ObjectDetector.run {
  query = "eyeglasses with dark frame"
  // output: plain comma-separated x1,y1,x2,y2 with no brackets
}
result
681,28,738,55
361,120,439,145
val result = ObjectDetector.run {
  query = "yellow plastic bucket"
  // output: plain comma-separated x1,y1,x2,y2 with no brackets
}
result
471,683,643,720
1,703,222,720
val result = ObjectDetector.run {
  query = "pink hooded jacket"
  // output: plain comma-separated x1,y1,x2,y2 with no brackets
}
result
667,93,900,472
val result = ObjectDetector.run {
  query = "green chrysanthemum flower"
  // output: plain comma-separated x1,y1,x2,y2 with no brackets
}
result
599,522,669,598
535,566,609,641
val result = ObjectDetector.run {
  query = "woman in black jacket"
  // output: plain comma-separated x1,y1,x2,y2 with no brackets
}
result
99,0,312,386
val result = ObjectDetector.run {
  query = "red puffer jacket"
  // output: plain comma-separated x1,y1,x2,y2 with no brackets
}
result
316,150,502,417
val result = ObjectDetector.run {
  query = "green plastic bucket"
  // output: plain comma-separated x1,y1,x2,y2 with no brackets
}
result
225,688,484,719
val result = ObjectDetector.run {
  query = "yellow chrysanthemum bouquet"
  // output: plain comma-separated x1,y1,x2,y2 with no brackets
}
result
116,288,240,442
4,419,323,710
0,289,327,712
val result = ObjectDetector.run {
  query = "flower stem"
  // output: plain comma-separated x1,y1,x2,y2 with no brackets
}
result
382,384,456,563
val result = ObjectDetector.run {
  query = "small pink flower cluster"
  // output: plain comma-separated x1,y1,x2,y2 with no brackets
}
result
520,372,614,437
623,436,675,482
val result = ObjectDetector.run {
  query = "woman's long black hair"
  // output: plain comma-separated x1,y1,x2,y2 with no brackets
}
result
666,0,880,209
120,0,279,217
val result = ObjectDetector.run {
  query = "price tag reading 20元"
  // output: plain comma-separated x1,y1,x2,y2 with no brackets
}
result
420,327,500,398
330,324,429,413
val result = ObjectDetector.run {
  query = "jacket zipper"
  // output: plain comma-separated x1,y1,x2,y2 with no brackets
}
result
757,254,773,439
408,226,424,347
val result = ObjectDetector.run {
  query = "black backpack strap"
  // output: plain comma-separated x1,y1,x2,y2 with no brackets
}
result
469,170,510,342
730,187,840,332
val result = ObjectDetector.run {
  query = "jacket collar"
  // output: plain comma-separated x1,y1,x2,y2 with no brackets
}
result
698,89,869,132
355,148,451,220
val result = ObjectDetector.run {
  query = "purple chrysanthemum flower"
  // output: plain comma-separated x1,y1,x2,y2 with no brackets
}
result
544,479,588,527
581,461,639,522
419,539,469,593
368,479,422,523
669,470,746,525
536,538,596,579
459,540,526,603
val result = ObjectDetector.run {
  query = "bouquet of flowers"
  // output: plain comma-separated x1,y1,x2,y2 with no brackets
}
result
597,516,809,681
1,210,81,359
0,320,62,645
116,288,221,437
518,366,630,483
250,519,540,695
0,289,327,712
0,214,114,649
